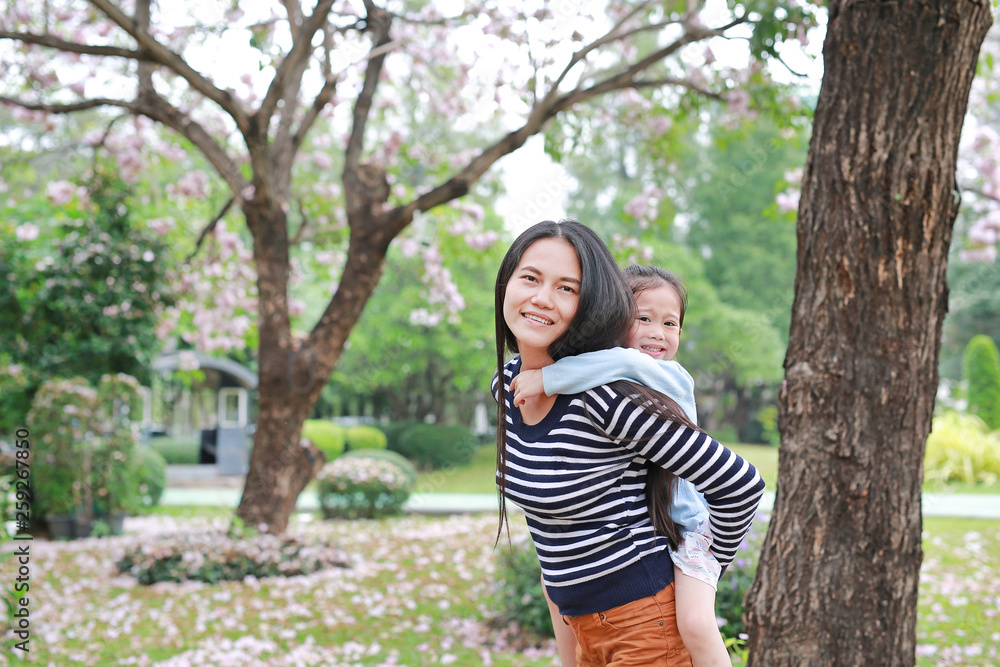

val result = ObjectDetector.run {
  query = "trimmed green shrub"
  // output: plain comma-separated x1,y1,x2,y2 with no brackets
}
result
316,456,414,520
301,419,347,461
925,411,1000,485
116,530,349,584
381,421,419,452
345,424,388,451
963,335,1000,430
391,423,478,470
341,449,418,486
147,436,199,464
136,445,168,508
491,535,553,637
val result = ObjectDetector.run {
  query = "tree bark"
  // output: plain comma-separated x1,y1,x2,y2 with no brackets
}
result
744,1,992,664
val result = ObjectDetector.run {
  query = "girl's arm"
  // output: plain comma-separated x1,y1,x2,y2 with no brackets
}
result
543,347,698,421
594,388,764,567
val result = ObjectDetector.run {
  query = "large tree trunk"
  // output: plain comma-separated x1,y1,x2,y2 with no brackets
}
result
744,1,992,664
235,195,396,533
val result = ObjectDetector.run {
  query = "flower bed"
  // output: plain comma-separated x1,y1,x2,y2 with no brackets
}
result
116,529,350,584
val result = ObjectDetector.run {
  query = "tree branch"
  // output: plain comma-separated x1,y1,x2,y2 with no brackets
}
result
343,1,393,214
0,30,144,59
631,76,725,100
86,0,251,136
291,76,339,154
290,198,311,245
2,92,248,196
0,96,127,113
257,0,337,134
187,197,236,262
964,186,1000,204
387,16,743,238
547,0,658,95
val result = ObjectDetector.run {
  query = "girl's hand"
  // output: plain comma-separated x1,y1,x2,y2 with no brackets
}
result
512,369,545,407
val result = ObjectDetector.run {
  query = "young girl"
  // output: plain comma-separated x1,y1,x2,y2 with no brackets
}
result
493,220,764,666
512,265,731,666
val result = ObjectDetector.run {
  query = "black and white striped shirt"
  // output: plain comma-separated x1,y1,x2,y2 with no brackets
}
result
494,357,765,615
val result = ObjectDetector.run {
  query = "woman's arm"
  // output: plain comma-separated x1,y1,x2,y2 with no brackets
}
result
593,387,764,566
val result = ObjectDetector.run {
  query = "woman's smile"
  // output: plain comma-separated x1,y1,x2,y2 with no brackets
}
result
503,237,581,368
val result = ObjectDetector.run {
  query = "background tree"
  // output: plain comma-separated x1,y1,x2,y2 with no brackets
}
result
1,0,820,532
0,173,173,434
962,334,1000,430
744,0,993,664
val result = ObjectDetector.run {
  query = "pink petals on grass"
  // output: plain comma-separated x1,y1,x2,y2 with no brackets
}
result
15,513,558,666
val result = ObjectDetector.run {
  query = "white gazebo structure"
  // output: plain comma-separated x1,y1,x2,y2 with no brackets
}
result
147,352,258,475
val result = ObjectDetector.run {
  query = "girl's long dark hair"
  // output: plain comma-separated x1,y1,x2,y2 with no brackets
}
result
493,224,698,547
624,265,692,548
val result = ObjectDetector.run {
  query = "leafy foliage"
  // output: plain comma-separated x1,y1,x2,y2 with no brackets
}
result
963,335,1000,430
491,536,553,638
315,455,414,520
716,517,768,640
27,374,148,522
135,445,168,509
0,175,173,433
924,411,1000,486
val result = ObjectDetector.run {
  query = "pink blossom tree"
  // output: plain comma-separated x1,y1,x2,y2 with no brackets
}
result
0,0,817,532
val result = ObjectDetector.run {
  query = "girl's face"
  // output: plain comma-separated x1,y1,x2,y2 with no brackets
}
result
627,285,683,361
503,237,581,367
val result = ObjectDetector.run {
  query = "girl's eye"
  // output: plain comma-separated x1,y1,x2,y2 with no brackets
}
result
664,321,677,327
638,316,651,323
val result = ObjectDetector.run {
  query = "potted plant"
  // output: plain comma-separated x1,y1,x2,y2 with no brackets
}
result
27,378,100,540
89,374,144,535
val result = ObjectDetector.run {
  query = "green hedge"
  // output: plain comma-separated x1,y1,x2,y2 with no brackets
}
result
381,421,418,452
390,423,478,470
963,335,1000,431
148,436,199,465
301,420,347,461
345,424,388,451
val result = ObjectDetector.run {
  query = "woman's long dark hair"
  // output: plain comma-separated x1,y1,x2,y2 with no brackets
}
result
494,220,635,544
493,223,699,547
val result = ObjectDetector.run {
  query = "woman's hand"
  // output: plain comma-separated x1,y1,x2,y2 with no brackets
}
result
511,369,546,407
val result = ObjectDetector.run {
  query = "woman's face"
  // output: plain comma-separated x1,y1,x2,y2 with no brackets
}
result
503,237,581,367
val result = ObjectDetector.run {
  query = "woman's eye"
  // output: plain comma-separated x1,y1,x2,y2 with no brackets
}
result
559,285,576,293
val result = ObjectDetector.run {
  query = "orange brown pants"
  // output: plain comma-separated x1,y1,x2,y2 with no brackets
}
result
563,583,693,666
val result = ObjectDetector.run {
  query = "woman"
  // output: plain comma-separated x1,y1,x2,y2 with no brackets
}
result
492,220,764,666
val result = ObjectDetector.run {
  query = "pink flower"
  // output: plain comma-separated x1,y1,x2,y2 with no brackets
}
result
15,223,39,241
46,180,79,206
776,190,801,214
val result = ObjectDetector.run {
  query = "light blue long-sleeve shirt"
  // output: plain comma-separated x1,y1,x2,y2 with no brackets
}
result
542,347,709,532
